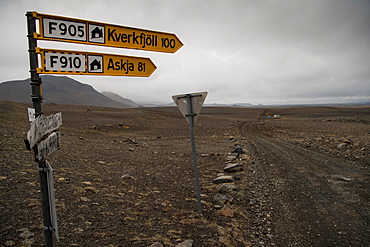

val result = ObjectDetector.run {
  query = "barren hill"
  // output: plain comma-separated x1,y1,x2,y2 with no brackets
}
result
101,91,141,108
0,75,138,108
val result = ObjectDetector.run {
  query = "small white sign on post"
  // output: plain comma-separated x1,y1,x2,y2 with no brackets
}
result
172,92,207,126
27,108,35,122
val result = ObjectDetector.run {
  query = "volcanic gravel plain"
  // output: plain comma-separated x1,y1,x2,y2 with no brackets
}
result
0,101,369,246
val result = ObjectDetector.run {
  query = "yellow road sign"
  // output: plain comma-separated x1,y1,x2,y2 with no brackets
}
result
33,12,183,53
36,48,157,77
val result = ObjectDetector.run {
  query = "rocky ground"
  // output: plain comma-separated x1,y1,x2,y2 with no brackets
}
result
0,101,369,246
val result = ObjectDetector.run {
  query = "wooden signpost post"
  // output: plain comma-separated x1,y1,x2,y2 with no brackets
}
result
26,11,183,246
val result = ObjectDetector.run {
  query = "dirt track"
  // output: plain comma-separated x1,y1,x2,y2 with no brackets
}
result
0,101,369,246
238,122,369,246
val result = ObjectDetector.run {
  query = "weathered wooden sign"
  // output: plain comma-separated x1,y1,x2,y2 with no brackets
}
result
34,131,61,162
27,112,62,149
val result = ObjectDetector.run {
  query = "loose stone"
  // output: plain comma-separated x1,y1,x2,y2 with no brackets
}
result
220,206,235,217
337,143,347,148
5,241,15,246
18,228,34,239
176,239,193,247
121,174,134,179
213,193,233,205
226,153,239,160
224,163,243,172
84,187,97,193
213,175,234,184
80,197,91,202
232,144,245,154
149,242,164,247
219,184,237,193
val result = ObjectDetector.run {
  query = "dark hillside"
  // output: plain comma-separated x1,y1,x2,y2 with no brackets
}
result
0,75,135,108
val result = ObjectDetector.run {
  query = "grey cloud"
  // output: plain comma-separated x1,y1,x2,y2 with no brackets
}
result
0,0,369,104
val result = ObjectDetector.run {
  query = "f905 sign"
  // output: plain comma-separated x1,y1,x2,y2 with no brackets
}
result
45,53,86,72
43,18,86,41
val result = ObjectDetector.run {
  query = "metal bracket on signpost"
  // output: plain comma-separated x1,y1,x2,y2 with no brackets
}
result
177,94,203,214
38,167,51,173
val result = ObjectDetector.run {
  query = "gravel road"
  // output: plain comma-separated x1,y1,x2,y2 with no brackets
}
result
238,121,370,246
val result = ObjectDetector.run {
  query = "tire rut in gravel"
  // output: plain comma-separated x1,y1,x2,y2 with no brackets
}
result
238,121,370,246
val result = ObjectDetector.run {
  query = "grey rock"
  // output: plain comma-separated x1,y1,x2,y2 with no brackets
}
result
226,152,239,160
224,163,243,172
18,228,34,239
332,175,352,182
219,184,237,193
5,240,16,246
125,138,137,144
149,242,164,247
121,174,134,179
22,238,35,246
232,145,244,154
213,193,233,205
337,143,347,148
213,175,234,184
176,239,193,247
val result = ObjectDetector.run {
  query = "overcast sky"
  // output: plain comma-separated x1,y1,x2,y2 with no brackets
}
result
1,0,369,104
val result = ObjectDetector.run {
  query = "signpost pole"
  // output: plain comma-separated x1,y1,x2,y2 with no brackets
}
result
26,12,43,117
184,94,203,214
26,12,54,247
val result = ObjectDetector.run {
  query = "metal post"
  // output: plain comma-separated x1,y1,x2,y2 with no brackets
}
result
26,12,54,247
185,94,203,214
26,12,43,117
38,162,54,247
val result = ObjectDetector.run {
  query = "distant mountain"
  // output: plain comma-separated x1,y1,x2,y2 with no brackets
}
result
204,103,253,107
135,101,255,107
136,101,174,107
0,75,139,108
101,91,141,108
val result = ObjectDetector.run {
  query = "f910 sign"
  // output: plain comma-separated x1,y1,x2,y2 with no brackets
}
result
45,53,86,72
37,48,157,77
